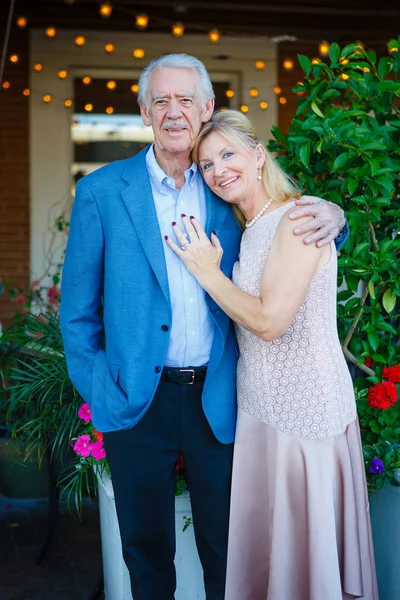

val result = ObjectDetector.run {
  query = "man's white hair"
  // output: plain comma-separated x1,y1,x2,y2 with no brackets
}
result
138,53,215,109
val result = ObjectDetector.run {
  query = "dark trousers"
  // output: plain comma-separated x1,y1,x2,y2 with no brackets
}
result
102,378,234,600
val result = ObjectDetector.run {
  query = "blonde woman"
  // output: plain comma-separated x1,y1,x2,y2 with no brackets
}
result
166,110,378,600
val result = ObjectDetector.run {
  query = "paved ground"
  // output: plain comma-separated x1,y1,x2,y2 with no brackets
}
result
0,492,104,600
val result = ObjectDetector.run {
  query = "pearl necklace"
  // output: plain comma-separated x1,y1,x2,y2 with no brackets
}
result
245,198,273,229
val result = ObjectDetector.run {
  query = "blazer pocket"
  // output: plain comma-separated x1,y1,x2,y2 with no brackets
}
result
108,362,121,383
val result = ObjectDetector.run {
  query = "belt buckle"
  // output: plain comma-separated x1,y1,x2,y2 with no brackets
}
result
180,369,195,384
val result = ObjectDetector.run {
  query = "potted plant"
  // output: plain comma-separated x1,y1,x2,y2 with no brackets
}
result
267,36,400,599
0,310,204,600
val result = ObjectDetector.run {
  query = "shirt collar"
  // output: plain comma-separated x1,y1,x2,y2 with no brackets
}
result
145,143,199,193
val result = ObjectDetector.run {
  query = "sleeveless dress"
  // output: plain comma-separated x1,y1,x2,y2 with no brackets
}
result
225,202,378,600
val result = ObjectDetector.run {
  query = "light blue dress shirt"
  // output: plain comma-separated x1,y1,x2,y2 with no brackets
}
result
146,144,216,367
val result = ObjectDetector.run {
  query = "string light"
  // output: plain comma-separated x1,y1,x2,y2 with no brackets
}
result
45,27,56,38
363,67,370,73
131,83,139,93
339,57,349,65
82,76,92,85
355,42,365,54
388,45,399,53
311,58,321,64
85,103,93,112
107,80,117,90
225,89,235,98
43,94,52,103
9,54,19,63
105,106,114,114
208,29,220,43
34,63,43,71
2,81,10,89
58,69,68,79
279,97,287,105
104,43,115,53
273,86,281,95
23,88,30,96
133,48,145,59
283,58,294,71
341,73,349,80
172,22,184,37
64,99,73,107
136,14,149,29
16,16,27,28
99,2,113,17
319,41,330,56
75,35,86,47
240,105,249,113
249,88,259,98
259,101,268,109
255,60,265,70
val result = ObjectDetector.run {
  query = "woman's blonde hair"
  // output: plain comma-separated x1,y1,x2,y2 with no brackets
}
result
192,109,301,229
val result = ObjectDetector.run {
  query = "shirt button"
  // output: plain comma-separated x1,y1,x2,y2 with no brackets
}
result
188,297,194,303
167,179,172,185
161,325,169,332
155,366,161,373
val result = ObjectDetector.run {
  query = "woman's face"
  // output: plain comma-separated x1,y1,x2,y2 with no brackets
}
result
197,131,264,205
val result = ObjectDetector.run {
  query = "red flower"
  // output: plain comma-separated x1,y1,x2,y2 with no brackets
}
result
368,381,398,410
15,293,25,304
382,365,400,384
176,456,184,471
93,428,103,442
364,357,373,368
47,285,60,304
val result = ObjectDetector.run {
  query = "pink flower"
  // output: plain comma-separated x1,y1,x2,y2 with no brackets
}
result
73,434,92,457
47,285,60,304
16,294,25,304
31,279,40,289
78,402,92,422
90,440,106,461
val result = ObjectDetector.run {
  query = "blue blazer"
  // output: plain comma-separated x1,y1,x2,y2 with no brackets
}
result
60,147,242,443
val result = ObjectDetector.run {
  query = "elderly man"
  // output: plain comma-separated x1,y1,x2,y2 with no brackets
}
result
60,54,347,600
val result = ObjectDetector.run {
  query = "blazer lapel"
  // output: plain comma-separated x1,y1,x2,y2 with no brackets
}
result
120,149,171,307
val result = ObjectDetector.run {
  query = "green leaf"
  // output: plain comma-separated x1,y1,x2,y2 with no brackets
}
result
377,80,400,94
329,43,340,65
299,143,310,168
382,288,396,313
367,330,380,352
368,280,376,300
311,101,325,118
347,178,358,196
341,42,363,57
332,152,349,171
298,54,312,75
378,57,392,79
270,125,282,143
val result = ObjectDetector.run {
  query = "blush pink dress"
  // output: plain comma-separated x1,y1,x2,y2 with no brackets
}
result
225,202,378,600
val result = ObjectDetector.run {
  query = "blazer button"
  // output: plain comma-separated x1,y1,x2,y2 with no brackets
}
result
155,366,161,373
161,325,169,332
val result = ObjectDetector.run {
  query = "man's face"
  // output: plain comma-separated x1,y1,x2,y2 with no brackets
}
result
140,67,214,156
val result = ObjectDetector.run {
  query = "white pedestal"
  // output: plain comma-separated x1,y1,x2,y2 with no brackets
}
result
98,472,205,600
370,483,400,600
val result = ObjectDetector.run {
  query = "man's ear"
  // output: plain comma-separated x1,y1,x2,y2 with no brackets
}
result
140,103,152,127
201,97,215,124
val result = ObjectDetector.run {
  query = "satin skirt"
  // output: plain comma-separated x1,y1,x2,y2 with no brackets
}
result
224,410,379,600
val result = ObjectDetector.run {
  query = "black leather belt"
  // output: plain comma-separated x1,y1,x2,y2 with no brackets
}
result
161,366,207,385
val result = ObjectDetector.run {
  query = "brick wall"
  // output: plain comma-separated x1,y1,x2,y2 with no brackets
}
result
0,29,30,326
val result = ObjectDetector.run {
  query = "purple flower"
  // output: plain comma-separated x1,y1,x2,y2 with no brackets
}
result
369,458,384,474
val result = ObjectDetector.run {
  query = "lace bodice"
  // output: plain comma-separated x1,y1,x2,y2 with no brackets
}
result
232,202,356,439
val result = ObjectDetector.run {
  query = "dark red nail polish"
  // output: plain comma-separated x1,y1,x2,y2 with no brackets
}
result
190,215,194,220
212,231,216,235
181,213,186,218
164,235,169,240
172,221,176,226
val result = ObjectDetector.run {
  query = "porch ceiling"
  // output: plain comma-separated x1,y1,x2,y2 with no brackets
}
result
2,0,399,44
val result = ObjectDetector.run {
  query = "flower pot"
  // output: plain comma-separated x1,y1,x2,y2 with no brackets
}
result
370,482,400,600
97,471,205,599
0,427,49,498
